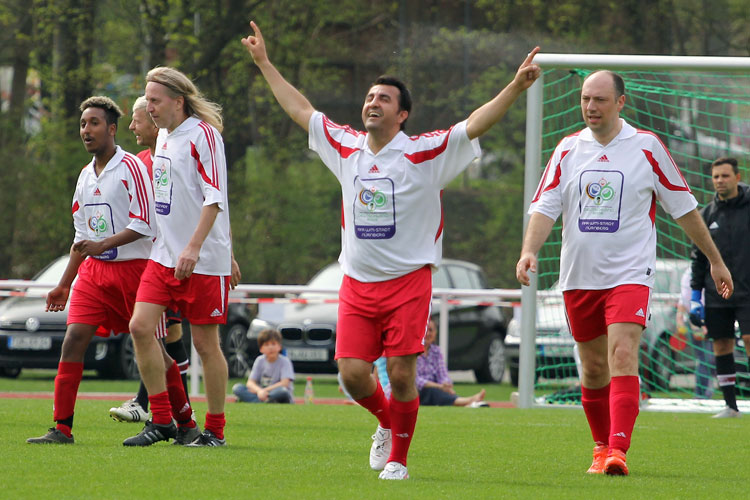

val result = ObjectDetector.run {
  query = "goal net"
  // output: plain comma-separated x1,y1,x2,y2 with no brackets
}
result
518,58,750,410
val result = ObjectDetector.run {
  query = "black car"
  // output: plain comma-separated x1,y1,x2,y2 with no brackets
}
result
217,302,255,378
0,255,253,380
0,256,138,379
247,259,509,383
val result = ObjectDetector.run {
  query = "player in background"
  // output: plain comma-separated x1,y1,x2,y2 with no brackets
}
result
125,67,233,447
516,70,733,475
27,96,197,445
242,21,540,479
690,157,750,418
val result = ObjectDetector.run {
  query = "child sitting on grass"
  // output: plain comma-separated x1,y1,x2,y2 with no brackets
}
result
232,329,294,403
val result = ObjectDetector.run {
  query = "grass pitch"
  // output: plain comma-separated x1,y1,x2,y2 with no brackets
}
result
1,374,748,499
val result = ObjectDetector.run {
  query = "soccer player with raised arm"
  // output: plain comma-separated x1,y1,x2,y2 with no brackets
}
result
125,67,233,447
243,21,540,479
516,70,733,475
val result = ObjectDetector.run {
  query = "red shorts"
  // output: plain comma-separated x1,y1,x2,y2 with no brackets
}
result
563,284,650,343
335,266,432,362
136,260,230,325
68,258,147,337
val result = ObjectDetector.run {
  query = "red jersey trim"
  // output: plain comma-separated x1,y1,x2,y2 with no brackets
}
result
649,192,657,226
191,141,220,191
642,149,691,192
322,116,362,159
72,200,79,215
434,190,444,242
532,150,569,203
198,121,219,185
122,154,151,226
404,127,452,164
637,129,691,191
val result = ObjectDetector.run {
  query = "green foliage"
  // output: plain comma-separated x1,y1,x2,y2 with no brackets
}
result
229,146,342,284
0,0,747,282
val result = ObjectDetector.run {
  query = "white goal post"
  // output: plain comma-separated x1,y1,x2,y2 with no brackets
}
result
518,53,750,409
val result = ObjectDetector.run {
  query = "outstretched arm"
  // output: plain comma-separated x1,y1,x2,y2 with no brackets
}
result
466,47,541,140
241,21,315,131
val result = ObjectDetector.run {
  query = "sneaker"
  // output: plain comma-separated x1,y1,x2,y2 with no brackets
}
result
378,461,409,480
712,406,741,419
185,429,226,447
586,444,608,474
109,398,149,423
27,428,74,445
122,420,176,446
604,448,629,476
369,425,391,471
173,424,203,446
468,401,489,408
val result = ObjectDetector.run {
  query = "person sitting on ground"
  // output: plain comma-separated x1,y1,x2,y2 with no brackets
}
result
233,329,294,404
399,319,486,407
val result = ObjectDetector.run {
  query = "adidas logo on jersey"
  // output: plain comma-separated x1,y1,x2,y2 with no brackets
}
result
597,155,609,162
210,308,223,317
369,165,380,174
709,221,719,229
635,308,645,318
93,188,101,196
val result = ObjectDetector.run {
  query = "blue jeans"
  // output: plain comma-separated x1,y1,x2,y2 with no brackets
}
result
232,383,294,404
418,386,458,406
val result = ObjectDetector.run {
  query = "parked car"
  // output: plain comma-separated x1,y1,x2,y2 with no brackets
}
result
218,303,255,378
247,259,509,383
503,258,717,389
0,256,138,379
0,255,253,380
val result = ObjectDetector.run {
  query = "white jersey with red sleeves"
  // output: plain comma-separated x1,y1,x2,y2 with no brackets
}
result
72,145,155,261
529,119,697,291
308,111,481,282
150,116,231,275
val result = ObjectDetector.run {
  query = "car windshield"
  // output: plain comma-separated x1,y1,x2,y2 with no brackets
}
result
34,256,69,283
300,264,343,298
26,256,69,296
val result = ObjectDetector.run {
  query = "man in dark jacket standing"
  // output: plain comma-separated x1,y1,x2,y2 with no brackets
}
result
691,157,749,418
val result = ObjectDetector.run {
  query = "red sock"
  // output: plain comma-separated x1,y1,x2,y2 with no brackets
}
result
53,361,83,437
149,391,172,425
166,361,195,427
355,381,391,430
387,396,419,467
205,412,226,440
609,375,640,452
581,383,610,446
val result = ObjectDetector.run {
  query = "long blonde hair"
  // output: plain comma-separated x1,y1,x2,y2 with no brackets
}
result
146,67,223,133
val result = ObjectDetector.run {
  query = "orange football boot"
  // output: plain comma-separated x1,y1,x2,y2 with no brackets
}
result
604,448,629,476
586,444,608,474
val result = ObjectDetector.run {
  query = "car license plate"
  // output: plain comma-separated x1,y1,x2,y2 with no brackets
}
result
8,335,52,350
286,347,328,362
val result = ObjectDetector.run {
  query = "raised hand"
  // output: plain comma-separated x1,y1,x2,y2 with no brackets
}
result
512,46,542,91
241,21,269,66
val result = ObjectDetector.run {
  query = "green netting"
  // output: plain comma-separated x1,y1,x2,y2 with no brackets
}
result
533,69,750,404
